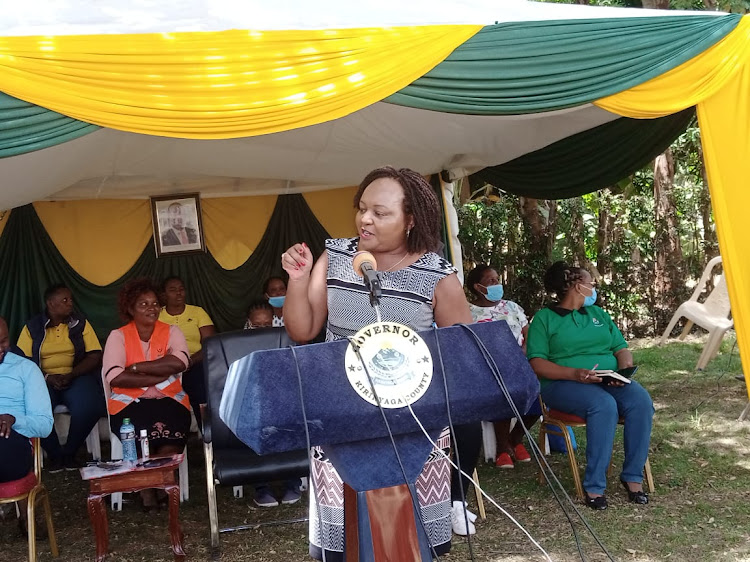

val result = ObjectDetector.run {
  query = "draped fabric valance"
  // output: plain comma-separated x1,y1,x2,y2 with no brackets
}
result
471,109,695,200
386,15,739,114
0,26,480,139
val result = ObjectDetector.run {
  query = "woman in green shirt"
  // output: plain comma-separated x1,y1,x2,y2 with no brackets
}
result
526,262,653,510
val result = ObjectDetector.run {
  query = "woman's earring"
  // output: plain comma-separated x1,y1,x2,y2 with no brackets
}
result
406,228,412,238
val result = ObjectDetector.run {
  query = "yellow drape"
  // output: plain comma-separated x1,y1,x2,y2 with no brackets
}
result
33,189,358,284
596,16,750,397
0,26,480,139
34,200,152,285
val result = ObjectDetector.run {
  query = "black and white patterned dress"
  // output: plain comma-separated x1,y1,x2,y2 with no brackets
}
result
309,237,455,560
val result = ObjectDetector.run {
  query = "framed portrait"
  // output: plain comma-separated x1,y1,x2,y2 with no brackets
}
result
150,193,206,257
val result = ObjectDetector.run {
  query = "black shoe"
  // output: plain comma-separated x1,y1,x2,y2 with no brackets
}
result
47,457,64,474
620,480,649,504
584,493,608,510
63,455,81,471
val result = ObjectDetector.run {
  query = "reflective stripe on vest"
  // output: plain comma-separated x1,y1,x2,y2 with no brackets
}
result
107,321,190,415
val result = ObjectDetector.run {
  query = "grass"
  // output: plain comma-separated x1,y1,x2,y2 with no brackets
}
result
1,336,748,561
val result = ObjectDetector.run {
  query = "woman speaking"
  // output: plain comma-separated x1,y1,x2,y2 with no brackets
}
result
282,166,471,560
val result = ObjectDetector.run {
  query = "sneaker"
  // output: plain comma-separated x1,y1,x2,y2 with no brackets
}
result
513,443,531,463
451,501,476,536
253,488,279,508
495,452,514,469
47,457,64,474
281,488,301,505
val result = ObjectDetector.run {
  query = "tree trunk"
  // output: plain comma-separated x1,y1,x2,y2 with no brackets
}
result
518,197,557,310
568,197,590,269
641,0,670,8
697,142,719,261
596,190,615,280
653,148,686,333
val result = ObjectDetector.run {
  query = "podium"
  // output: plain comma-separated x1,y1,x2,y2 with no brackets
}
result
220,321,539,561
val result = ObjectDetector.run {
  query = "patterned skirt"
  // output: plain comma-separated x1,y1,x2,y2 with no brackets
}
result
309,428,452,561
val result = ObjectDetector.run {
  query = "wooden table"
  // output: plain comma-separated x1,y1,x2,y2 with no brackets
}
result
84,456,186,562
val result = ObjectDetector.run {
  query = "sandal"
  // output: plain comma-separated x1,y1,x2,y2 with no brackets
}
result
584,493,608,510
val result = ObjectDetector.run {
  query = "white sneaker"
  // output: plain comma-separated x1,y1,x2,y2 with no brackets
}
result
451,501,476,536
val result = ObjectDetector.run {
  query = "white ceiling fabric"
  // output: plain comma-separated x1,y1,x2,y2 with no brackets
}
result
0,102,620,208
0,0,713,36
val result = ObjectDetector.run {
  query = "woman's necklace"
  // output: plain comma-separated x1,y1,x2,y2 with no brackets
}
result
383,253,410,272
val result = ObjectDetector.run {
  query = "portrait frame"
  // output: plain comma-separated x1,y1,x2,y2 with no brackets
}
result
150,193,206,258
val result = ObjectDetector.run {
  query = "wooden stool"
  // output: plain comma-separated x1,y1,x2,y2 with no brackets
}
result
83,456,186,562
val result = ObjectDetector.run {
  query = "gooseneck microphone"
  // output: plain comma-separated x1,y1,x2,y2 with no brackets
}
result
352,251,383,307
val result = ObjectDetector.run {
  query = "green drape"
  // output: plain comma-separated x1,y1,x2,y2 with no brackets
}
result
0,195,329,342
470,108,695,200
0,92,99,157
386,15,739,114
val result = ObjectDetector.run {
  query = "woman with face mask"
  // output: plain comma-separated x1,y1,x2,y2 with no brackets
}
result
263,276,287,327
526,261,654,510
466,265,540,470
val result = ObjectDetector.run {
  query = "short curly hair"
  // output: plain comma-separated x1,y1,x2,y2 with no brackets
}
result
543,261,588,300
465,264,495,298
118,278,161,323
354,166,441,254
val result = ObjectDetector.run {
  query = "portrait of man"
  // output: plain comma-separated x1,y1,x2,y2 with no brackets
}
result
161,202,198,247
151,194,205,257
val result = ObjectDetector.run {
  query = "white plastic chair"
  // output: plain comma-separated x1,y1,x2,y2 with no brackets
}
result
52,405,104,461
659,256,733,370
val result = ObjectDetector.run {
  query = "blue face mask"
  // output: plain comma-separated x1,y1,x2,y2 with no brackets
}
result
481,284,504,302
582,286,597,307
267,296,285,308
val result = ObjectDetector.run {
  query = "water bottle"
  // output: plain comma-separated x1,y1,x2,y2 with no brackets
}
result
119,418,137,465
139,429,150,461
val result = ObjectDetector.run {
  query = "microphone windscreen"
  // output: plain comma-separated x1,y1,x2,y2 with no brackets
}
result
352,251,377,276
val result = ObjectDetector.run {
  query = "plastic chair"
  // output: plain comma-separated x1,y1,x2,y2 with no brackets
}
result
52,405,104,461
659,256,733,370
537,399,654,501
0,438,59,560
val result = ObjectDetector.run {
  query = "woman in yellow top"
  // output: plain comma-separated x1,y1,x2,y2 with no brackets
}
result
16,284,105,472
158,276,215,431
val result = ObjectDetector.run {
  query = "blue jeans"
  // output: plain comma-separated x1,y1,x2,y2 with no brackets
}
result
42,373,106,460
541,380,654,495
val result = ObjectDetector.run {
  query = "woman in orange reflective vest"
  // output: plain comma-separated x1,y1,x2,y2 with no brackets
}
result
102,278,191,510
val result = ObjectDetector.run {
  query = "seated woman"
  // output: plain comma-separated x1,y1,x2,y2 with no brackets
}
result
243,299,301,507
158,276,216,431
466,264,539,469
526,261,654,510
245,300,274,329
263,276,287,327
16,283,105,472
102,278,192,510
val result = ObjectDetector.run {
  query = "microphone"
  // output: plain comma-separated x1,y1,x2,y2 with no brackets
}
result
352,251,383,306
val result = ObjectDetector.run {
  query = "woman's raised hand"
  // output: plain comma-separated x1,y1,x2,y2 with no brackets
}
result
281,242,314,280
574,368,602,384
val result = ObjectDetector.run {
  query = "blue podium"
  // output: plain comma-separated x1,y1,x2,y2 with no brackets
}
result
220,321,539,561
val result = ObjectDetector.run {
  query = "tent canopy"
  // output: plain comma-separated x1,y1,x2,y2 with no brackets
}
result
0,1,748,394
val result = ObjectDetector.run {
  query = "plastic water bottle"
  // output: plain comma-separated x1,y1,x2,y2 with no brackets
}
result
119,418,137,465
139,429,150,461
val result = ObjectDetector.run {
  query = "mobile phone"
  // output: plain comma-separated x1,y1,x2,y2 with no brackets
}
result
140,458,171,469
616,366,638,378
